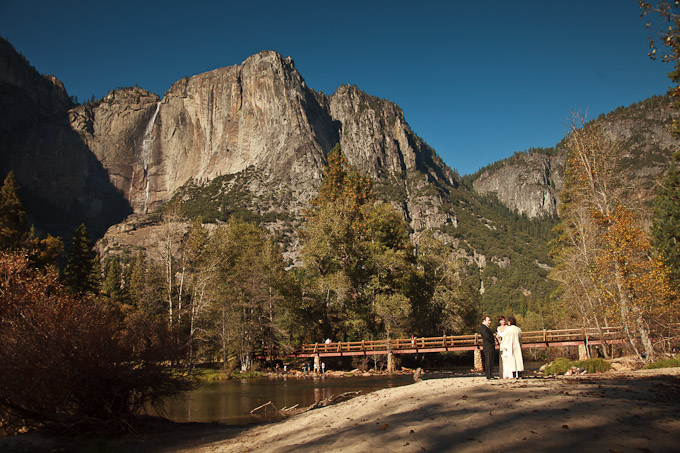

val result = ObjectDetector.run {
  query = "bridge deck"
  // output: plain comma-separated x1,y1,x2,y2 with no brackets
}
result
286,327,624,358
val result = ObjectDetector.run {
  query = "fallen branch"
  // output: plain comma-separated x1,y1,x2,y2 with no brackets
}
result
250,401,277,414
280,404,299,412
250,391,363,418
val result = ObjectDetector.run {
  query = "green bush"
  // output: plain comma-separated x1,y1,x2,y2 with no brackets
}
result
544,357,611,375
230,370,262,379
643,355,680,369
189,367,229,381
543,357,573,375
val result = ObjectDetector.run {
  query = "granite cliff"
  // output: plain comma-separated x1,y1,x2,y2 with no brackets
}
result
65,50,456,237
471,95,677,218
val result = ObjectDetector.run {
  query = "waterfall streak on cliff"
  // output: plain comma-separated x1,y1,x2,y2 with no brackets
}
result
141,102,161,213
129,169,135,202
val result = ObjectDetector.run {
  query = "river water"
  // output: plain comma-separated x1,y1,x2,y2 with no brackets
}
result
154,374,414,425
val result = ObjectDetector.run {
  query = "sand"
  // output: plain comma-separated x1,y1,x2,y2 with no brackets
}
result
3,368,679,452
171,367,680,453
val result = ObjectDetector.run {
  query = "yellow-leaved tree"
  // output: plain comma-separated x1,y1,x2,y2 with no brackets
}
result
550,116,676,360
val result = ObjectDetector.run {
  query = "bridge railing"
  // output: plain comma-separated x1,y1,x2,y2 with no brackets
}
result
298,326,626,355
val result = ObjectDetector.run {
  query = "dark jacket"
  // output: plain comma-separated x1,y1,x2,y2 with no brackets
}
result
480,323,494,350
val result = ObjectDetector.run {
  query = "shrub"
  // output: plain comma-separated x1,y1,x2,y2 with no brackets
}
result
643,355,680,369
0,252,194,434
190,367,229,381
230,370,262,379
543,357,574,375
544,357,612,375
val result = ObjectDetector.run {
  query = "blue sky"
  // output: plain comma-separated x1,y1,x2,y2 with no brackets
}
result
0,1,672,175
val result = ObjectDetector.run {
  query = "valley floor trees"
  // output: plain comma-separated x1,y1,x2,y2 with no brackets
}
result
298,145,481,347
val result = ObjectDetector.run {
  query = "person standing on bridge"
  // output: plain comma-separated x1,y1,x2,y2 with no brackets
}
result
500,317,524,379
480,315,495,380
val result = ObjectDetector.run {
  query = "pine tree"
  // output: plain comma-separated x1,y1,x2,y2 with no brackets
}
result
301,146,413,341
311,144,372,217
0,171,30,250
128,251,147,310
62,224,100,295
101,257,126,303
652,155,680,286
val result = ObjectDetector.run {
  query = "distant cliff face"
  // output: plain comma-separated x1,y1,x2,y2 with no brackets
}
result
67,51,457,234
471,96,678,218
1,38,459,240
472,151,564,218
0,38,72,131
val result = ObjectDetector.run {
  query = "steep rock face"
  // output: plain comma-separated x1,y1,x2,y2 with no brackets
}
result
473,152,563,218
70,87,161,213
0,39,72,132
328,84,455,184
327,84,458,229
155,52,335,212
74,52,338,215
0,38,131,239
72,51,458,233
598,96,677,183
471,96,678,218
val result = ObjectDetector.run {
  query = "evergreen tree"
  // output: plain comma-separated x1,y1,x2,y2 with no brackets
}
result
311,144,372,217
300,146,413,341
0,172,64,268
652,155,680,287
128,252,147,309
101,257,126,303
62,224,100,295
202,218,291,370
0,171,30,250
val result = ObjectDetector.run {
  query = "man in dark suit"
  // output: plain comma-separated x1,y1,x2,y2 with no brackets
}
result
480,315,495,379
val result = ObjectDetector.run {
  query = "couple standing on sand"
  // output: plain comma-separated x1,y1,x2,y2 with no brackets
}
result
480,315,524,379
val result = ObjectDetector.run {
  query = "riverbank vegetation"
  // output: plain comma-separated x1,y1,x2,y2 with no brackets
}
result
643,354,680,369
543,357,612,375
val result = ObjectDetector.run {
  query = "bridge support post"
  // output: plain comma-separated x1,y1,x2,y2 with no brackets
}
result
578,344,588,361
387,351,395,372
473,349,483,372
314,354,320,374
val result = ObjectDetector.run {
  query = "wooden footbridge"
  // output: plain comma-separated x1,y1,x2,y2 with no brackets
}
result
288,326,625,358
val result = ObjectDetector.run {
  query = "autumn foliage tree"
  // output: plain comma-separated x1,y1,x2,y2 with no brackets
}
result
0,252,193,433
550,117,677,359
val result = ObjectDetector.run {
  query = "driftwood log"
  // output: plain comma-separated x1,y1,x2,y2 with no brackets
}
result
249,391,362,417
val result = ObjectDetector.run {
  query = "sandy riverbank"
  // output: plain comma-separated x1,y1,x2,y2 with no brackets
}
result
4,367,679,452
183,367,680,452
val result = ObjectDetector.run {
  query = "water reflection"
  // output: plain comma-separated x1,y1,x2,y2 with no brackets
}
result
154,375,413,425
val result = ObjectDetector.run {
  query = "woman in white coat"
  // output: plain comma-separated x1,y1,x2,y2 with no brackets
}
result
499,317,524,379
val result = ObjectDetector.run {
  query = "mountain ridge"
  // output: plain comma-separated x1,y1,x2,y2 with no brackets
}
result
1,36,677,316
